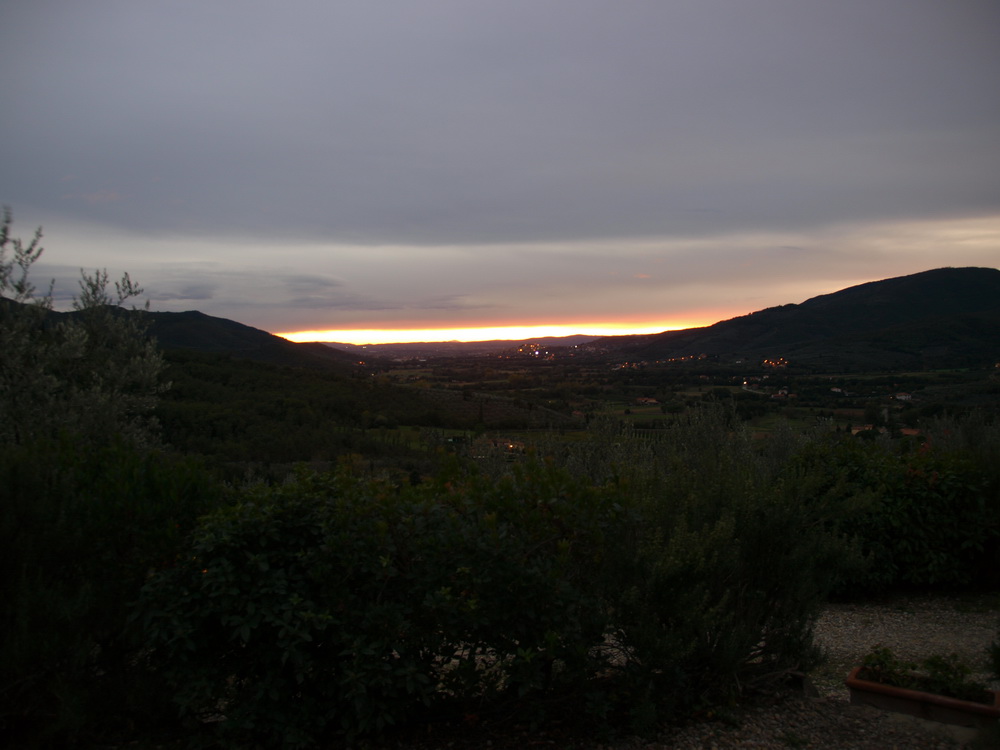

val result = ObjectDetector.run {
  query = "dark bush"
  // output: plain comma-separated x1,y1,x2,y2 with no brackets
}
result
598,411,855,727
138,461,621,747
0,438,222,745
787,433,999,592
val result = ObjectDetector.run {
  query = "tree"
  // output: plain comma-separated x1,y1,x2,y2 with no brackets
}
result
0,207,166,447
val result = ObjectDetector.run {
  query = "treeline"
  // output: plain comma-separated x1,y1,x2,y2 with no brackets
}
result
157,349,436,467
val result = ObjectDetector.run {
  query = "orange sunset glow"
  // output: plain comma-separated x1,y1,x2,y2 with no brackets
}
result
277,318,714,346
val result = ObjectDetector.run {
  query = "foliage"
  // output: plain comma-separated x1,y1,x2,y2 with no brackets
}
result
0,208,166,448
612,486,840,713
156,349,441,466
881,451,993,586
786,431,999,592
859,646,992,704
0,437,224,745
593,408,855,725
138,409,858,745
138,461,620,747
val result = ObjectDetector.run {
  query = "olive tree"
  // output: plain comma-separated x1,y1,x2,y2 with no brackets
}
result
0,207,166,447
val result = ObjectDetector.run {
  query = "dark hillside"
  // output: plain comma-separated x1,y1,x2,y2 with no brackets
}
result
156,349,579,467
145,310,358,368
590,267,1000,370
155,349,440,466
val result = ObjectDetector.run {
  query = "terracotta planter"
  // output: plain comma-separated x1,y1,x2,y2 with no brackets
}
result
846,666,1000,731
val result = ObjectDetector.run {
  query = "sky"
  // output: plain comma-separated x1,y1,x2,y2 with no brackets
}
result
1,0,998,345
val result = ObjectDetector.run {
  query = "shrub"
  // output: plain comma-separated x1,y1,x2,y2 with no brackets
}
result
138,461,621,747
486,409,855,728
603,414,854,724
0,438,222,745
879,451,993,587
784,433,999,592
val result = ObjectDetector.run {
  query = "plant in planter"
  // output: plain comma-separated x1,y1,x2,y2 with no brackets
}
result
858,647,989,702
846,645,1000,730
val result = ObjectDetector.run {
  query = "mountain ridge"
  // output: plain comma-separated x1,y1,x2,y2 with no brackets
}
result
586,266,1000,370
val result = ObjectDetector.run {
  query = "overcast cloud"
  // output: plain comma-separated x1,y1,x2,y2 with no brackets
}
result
2,0,998,340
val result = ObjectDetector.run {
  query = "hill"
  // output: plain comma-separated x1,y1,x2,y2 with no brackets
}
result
588,267,1000,370
144,310,359,368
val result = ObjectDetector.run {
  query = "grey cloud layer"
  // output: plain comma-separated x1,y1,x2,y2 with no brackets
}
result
3,1,998,245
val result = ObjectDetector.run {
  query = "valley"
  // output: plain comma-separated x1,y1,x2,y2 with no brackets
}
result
150,267,1000,475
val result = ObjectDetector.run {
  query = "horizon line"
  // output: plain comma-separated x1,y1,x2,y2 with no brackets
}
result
275,321,708,346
